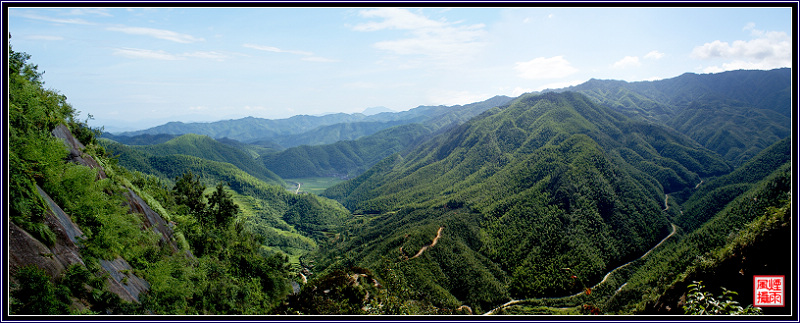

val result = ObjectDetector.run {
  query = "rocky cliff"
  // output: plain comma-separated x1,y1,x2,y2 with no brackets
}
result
10,123,182,308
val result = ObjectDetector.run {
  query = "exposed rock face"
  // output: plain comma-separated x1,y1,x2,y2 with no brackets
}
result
51,124,107,179
11,123,184,306
9,186,85,280
9,222,82,281
99,258,150,303
11,184,153,304
122,188,180,254
37,185,84,245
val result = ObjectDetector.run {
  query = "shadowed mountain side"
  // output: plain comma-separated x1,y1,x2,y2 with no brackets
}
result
557,68,790,167
260,124,433,179
101,134,285,187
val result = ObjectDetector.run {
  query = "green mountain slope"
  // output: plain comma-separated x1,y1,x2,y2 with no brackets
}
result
101,137,349,240
664,100,789,166
560,68,791,167
327,92,728,212
260,124,433,179
255,96,514,179
269,120,411,148
103,134,285,187
101,133,177,146
675,137,791,231
612,160,791,314
490,158,791,315
317,92,731,310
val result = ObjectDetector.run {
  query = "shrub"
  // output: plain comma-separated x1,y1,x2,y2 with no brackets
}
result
683,281,761,315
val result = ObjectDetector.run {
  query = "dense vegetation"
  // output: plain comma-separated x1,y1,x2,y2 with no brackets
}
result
675,137,791,231
607,161,791,314
8,42,791,316
102,133,285,186
101,136,350,253
560,68,791,167
318,91,737,310
261,123,433,178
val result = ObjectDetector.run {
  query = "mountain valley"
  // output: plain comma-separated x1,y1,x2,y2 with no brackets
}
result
8,45,794,317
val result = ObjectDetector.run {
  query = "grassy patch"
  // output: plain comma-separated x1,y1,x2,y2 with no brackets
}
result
285,177,345,194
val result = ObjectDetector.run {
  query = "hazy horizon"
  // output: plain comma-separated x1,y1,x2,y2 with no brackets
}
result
8,5,792,132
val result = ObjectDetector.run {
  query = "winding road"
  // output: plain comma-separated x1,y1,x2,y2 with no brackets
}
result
695,179,704,189
407,227,444,260
484,223,678,315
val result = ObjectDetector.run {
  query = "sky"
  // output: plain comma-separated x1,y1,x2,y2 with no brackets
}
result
7,5,793,132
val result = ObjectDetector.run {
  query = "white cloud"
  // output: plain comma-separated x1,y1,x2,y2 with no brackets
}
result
612,56,641,69
243,43,313,56
644,50,664,60
16,12,91,25
353,8,487,64
343,81,379,89
515,56,578,80
68,8,112,17
244,44,335,62
182,51,228,61
691,25,790,72
113,48,182,60
701,60,787,74
352,8,446,31
511,87,534,96
112,48,229,61
107,26,204,43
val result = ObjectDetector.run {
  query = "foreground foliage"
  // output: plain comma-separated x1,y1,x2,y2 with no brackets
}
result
683,281,761,315
8,44,296,315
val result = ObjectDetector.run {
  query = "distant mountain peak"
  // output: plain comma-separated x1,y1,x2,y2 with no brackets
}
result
362,106,395,116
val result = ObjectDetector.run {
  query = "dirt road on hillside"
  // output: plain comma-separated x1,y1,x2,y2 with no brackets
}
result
407,227,444,260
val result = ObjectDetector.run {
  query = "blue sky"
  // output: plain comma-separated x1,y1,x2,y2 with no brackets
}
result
7,5,793,132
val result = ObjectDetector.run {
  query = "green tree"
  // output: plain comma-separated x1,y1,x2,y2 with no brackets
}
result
206,182,239,227
173,171,206,215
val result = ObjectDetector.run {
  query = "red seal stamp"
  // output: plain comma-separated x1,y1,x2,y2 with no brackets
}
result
753,275,784,307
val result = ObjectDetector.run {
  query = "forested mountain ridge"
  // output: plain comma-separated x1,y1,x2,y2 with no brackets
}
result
557,68,791,167
260,123,433,179
326,91,729,213
101,133,285,186
316,91,736,311
109,95,514,149
562,68,790,117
